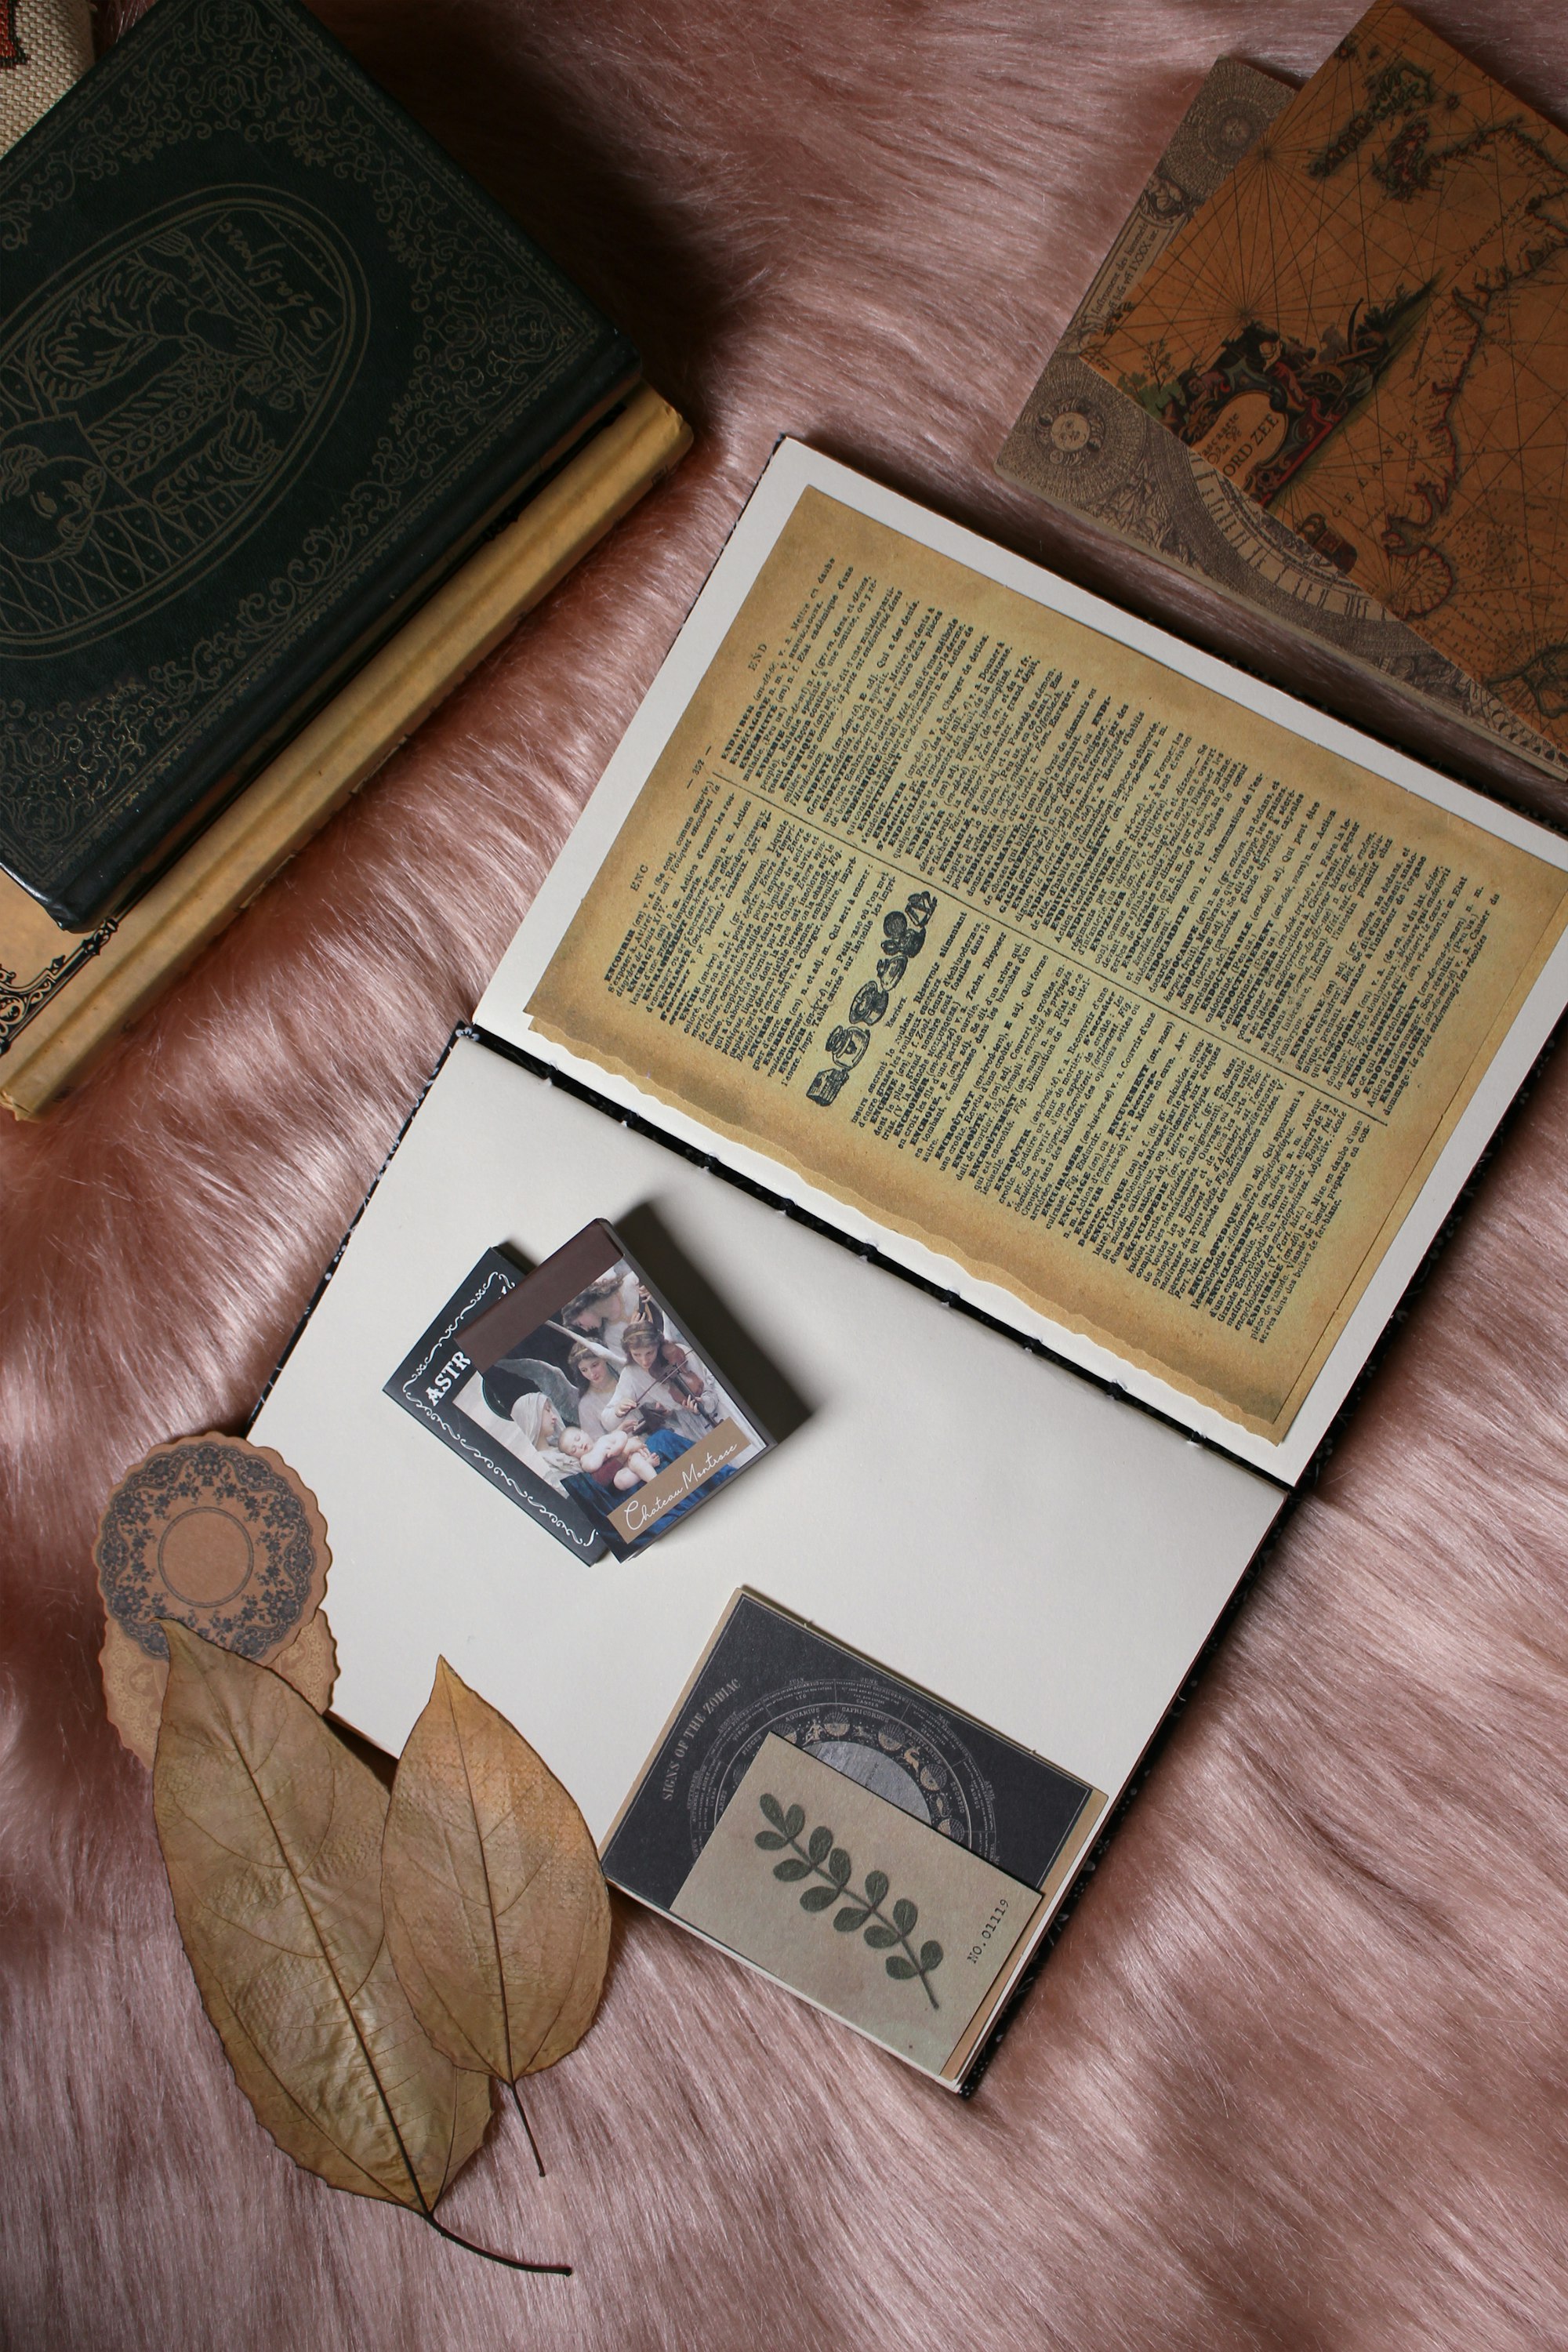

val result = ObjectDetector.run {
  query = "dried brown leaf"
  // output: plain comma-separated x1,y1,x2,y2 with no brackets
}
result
153,1624,490,2209
103,1606,337,1768
383,1658,610,2082
272,1610,339,1712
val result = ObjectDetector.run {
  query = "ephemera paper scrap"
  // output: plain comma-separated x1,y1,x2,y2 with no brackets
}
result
1083,2,1568,758
603,1594,1104,2081
527,488,1568,1438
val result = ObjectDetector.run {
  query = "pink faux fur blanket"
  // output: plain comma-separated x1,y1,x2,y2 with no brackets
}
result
7,2,1568,2345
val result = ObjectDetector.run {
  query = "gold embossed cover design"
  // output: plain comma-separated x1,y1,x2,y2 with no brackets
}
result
1083,3,1568,756
0,388,690,1116
0,0,638,928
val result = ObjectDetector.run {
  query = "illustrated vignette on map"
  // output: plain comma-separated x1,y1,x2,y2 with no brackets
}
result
1078,3,1568,760
997,46,1568,783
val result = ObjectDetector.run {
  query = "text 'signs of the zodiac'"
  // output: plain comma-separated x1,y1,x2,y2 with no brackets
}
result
805,890,936,1108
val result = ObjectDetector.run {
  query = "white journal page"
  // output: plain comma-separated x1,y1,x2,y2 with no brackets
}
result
251,1039,1279,1850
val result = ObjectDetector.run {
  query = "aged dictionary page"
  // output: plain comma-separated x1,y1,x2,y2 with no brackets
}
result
526,485,1568,1443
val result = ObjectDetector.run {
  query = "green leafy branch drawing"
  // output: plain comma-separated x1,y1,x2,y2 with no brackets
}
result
754,1794,943,2009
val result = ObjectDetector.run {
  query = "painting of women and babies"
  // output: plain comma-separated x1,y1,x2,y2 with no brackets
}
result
453,1257,751,1543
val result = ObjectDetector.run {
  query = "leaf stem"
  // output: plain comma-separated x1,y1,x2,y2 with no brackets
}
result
420,2211,572,2276
782,1831,939,2008
509,2076,546,2178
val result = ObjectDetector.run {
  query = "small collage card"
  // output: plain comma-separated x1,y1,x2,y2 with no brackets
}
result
385,1221,771,1562
604,1593,1107,2079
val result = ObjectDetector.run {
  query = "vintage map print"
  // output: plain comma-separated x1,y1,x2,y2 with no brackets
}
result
1085,3,1568,756
997,56,1565,782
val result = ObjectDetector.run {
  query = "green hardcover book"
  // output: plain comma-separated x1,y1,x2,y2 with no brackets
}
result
0,0,639,930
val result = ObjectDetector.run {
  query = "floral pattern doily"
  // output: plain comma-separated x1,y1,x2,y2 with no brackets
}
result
94,1435,330,1661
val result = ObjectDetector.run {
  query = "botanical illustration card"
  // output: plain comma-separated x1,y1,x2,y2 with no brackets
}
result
677,1739,1033,2075
384,1224,771,1563
603,1592,1107,2081
1083,2,1568,757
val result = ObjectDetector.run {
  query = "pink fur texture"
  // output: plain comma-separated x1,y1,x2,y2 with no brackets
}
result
7,3,1568,2344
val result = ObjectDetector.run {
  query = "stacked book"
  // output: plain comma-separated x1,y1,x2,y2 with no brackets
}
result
0,0,688,1114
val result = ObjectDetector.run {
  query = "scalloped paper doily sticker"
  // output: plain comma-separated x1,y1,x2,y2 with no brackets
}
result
95,1433,330,1662
95,1434,334,1767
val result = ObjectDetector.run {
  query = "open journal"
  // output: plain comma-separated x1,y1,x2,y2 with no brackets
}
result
249,442,1568,2086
